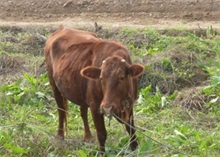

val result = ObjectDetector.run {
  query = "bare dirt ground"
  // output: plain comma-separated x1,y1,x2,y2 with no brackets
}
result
0,0,220,29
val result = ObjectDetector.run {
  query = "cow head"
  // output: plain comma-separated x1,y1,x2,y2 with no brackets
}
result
81,56,144,123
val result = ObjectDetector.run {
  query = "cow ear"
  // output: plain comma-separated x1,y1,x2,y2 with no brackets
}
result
128,64,144,78
81,66,101,80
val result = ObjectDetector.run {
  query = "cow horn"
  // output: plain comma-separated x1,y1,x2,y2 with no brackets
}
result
121,59,126,62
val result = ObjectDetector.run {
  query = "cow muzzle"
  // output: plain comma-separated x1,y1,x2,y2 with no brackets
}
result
100,103,113,115
102,106,112,115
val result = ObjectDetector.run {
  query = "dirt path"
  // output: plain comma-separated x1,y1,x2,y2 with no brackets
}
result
0,0,220,30
0,15,220,30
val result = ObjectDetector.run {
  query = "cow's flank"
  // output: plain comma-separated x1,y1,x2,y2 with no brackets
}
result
44,25,144,154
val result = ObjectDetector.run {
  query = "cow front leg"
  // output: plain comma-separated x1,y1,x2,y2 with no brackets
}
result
125,114,138,151
91,110,107,154
80,106,93,142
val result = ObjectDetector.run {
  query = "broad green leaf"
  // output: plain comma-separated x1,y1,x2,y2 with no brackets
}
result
3,143,28,154
174,130,188,140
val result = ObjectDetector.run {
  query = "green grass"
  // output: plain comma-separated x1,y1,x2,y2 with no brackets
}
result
1,74,220,156
0,26,220,156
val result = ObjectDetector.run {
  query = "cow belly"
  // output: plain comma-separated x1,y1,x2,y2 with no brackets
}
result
54,70,86,106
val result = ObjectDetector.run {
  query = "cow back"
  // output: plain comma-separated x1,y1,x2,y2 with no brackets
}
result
44,26,99,105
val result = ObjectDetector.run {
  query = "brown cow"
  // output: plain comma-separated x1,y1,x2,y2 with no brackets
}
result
44,25,144,154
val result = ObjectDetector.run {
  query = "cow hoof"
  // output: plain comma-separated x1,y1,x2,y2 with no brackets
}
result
56,134,64,140
131,141,138,151
83,135,94,143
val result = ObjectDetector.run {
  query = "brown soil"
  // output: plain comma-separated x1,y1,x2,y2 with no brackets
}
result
0,0,220,29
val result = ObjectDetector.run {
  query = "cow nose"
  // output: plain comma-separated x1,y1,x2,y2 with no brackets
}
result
103,106,112,115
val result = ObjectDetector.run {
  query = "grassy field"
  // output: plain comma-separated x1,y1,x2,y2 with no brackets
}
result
0,25,220,156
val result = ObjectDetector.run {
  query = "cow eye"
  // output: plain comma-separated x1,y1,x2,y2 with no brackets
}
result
119,75,126,81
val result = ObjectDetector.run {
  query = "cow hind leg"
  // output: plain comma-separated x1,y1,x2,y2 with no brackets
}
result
125,115,138,151
53,86,68,139
80,106,93,142
46,67,68,139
